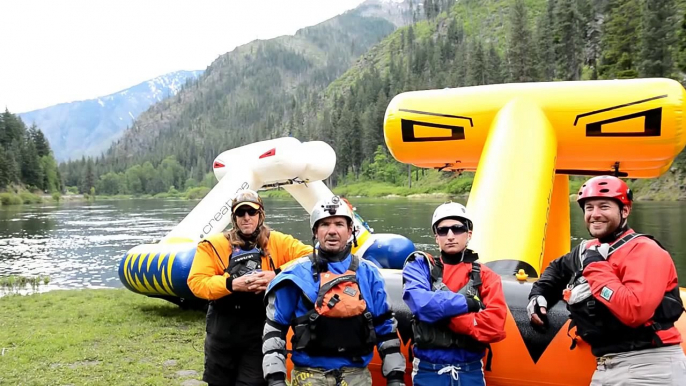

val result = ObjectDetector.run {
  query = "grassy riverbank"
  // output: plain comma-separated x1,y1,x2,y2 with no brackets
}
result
0,289,207,386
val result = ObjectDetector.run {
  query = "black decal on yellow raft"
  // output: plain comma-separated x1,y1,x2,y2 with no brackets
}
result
401,119,466,142
584,108,662,137
573,94,667,126
399,109,474,126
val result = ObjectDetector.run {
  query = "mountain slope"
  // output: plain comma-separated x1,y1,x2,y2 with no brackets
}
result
19,70,203,162
100,4,403,176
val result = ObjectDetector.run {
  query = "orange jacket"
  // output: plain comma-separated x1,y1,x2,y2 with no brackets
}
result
187,230,312,300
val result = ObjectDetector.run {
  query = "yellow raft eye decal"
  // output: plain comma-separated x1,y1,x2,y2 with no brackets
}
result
573,94,667,137
399,109,474,143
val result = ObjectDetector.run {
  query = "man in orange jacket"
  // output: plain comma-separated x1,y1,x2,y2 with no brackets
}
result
187,189,312,386
527,175,686,385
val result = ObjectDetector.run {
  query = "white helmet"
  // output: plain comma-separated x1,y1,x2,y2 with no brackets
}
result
310,195,354,232
431,202,473,233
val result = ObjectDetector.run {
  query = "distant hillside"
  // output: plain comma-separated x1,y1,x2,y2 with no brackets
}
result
96,4,403,174
19,70,203,162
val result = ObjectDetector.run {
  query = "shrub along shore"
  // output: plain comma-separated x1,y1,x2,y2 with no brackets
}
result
2,167,685,207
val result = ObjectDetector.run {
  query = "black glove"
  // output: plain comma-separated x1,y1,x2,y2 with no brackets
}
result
386,371,405,386
267,373,287,386
465,295,485,312
582,248,606,271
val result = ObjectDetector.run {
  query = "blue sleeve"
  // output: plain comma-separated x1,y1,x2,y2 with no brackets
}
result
402,256,469,323
271,281,301,325
368,266,394,338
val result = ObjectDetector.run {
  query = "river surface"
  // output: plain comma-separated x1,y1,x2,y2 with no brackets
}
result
1,198,686,291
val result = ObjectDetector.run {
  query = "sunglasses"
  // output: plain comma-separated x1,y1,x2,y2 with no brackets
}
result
436,224,468,236
235,207,259,217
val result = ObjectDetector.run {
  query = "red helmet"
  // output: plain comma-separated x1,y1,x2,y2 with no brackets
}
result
576,175,633,208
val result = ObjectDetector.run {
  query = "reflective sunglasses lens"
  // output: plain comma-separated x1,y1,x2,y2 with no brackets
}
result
437,225,467,236
236,207,258,217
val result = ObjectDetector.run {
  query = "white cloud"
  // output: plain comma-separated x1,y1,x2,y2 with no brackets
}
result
0,0,366,113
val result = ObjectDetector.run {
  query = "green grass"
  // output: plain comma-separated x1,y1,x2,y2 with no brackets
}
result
0,289,207,386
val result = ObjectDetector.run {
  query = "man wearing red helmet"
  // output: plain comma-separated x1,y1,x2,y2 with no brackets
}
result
527,175,686,385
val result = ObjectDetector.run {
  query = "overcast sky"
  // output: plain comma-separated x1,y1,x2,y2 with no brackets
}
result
0,0,367,113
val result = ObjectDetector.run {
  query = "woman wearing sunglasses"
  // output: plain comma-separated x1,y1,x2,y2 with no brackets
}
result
402,202,507,386
188,189,313,386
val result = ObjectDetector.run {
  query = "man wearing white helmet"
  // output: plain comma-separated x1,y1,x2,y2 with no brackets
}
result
402,202,507,386
261,195,407,386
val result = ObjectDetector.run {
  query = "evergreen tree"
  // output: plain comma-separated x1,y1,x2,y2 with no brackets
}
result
29,125,51,157
20,139,44,190
599,0,641,79
579,0,602,79
678,12,686,73
81,159,95,194
5,148,20,185
485,44,503,84
507,0,536,82
535,0,556,81
466,40,486,86
0,146,9,189
1,109,24,148
554,0,582,80
639,0,677,77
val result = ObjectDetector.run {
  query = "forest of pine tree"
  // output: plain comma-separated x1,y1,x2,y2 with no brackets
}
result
0,109,62,194
56,0,686,197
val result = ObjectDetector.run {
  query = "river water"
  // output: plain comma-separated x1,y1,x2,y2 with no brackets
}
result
1,198,686,291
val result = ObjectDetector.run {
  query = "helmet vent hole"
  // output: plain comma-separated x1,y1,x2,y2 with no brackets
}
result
598,181,608,185
599,188,610,193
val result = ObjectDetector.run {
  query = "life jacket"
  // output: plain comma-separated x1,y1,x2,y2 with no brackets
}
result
290,253,381,361
205,243,274,315
407,251,493,370
566,233,686,357
226,245,264,277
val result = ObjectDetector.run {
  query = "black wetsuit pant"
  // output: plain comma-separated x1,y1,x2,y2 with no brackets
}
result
203,302,267,386
204,338,265,386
